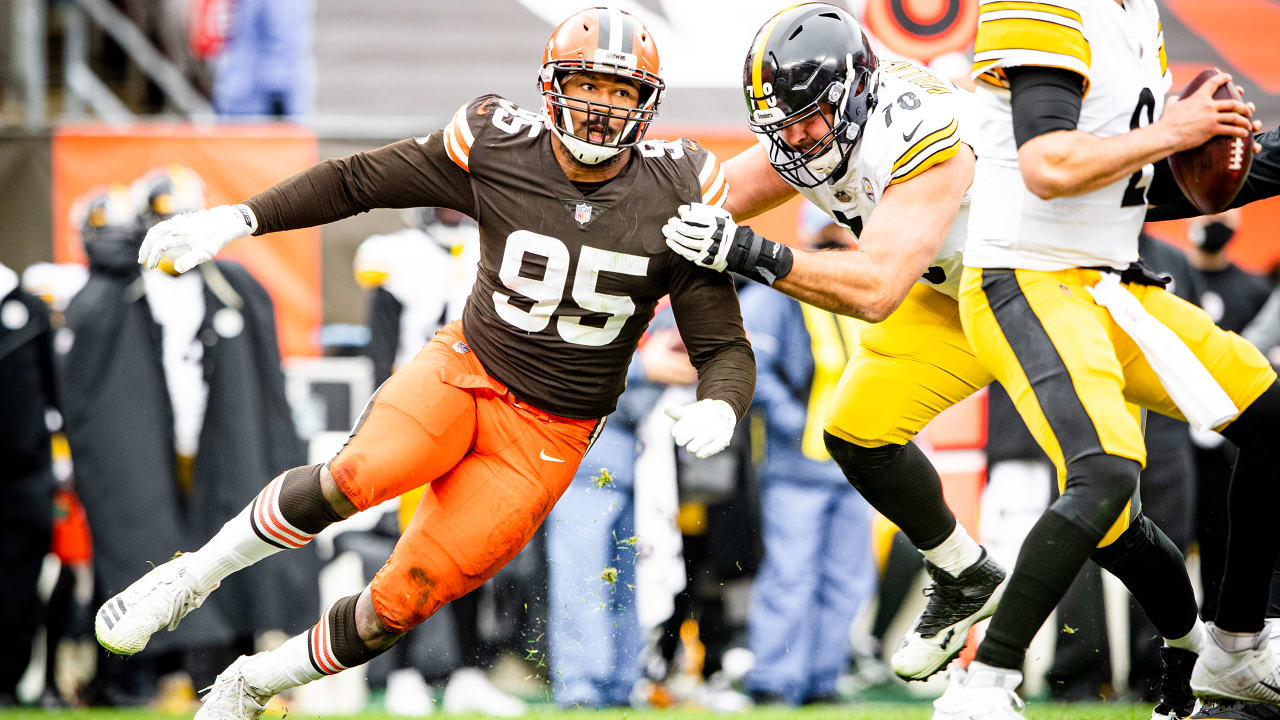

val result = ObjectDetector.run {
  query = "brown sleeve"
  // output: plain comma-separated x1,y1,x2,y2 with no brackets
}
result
667,260,755,420
245,133,475,234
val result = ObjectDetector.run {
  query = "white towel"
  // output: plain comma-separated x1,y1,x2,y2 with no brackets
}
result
1086,272,1237,432
633,385,690,632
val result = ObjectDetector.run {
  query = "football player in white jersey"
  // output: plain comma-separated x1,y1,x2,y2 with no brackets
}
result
662,4,1208,706
924,0,1280,717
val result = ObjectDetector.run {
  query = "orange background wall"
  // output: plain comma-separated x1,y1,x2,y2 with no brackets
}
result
51,124,322,357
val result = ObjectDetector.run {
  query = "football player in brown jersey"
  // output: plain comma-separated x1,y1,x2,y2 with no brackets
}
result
94,8,754,719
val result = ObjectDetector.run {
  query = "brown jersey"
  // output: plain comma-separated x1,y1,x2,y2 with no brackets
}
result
246,94,753,419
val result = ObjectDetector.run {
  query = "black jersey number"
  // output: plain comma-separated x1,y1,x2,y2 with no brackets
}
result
1121,88,1157,207
494,230,649,346
883,91,922,127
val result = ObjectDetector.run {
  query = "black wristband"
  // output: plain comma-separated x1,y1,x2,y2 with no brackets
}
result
727,225,794,286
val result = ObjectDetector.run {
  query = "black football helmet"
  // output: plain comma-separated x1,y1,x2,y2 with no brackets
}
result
743,3,878,188
72,184,144,274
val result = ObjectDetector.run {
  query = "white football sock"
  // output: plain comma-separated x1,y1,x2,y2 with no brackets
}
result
1165,616,1205,653
921,524,984,577
184,470,326,592
240,631,327,696
1206,622,1268,653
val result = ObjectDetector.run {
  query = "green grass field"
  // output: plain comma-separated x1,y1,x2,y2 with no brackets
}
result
0,704,1158,720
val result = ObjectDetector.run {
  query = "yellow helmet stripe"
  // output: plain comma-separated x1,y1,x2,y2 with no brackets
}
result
750,3,808,111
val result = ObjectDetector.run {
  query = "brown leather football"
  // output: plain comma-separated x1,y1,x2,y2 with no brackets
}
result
1168,68,1253,215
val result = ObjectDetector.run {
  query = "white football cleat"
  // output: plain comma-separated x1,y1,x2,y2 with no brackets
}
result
95,552,216,656
932,662,1025,720
195,656,272,720
1191,623,1280,707
442,667,526,717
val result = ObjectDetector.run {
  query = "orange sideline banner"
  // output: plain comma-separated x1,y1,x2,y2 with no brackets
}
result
52,124,322,357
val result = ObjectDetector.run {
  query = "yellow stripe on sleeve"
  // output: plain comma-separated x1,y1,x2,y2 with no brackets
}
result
892,119,959,175
981,1,1081,24
972,14,1091,92
974,18,1089,67
1157,22,1168,77
889,141,961,186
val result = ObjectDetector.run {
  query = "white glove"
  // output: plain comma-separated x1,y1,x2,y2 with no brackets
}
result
662,203,735,272
139,204,256,273
666,398,737,459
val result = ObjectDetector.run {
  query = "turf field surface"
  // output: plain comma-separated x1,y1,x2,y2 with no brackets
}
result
0,704,1158,720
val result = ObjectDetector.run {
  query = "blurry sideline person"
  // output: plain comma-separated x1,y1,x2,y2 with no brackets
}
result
740,204,875,706
98,8,754,720
546,348,669,708
1182,211,1272,630
355,207,479,385
213,0,314,117
63,175,317,703
0,260,58,707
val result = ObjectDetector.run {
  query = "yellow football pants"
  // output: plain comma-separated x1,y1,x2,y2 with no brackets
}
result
959,266,1275,545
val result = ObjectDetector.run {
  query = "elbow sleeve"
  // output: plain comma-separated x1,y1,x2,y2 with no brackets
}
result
1008,66,1085,148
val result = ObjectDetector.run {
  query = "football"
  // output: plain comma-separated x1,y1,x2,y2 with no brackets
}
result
1168,68,1253,215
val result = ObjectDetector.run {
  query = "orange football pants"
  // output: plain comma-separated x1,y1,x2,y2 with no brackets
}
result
329,321,601,633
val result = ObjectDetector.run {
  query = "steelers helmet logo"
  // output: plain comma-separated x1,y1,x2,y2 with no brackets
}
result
864,0,978,63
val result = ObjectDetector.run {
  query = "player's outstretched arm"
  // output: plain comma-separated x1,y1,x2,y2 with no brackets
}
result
139,134,473,273
1018,70,1257,200
664,265,755,459
1147,127,1280,221
721,143,797,222
664,145,971,323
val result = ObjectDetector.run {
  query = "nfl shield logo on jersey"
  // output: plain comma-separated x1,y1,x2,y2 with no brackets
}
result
575,203,593,225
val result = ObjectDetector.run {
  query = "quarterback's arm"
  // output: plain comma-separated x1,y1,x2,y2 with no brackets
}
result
772,146,971,321
721,143,798,222
1146,127,1280,221
1014,68,1257,200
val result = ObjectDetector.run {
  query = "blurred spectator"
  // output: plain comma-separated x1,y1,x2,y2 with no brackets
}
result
1243,287,1280,365
355,208,479,386
0,260,59,707
212,0,314,117
61,175,318,704
739,207,876,706
117,0,213,106
1184,210,1270,624
546,354,666,707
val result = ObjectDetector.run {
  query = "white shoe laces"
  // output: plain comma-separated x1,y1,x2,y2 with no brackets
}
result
163,579,206,631
199,666,268,719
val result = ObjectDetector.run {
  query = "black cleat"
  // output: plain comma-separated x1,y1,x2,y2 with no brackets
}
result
891,548,1008,680
1191,700,1280,719
1154,646,1199,719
